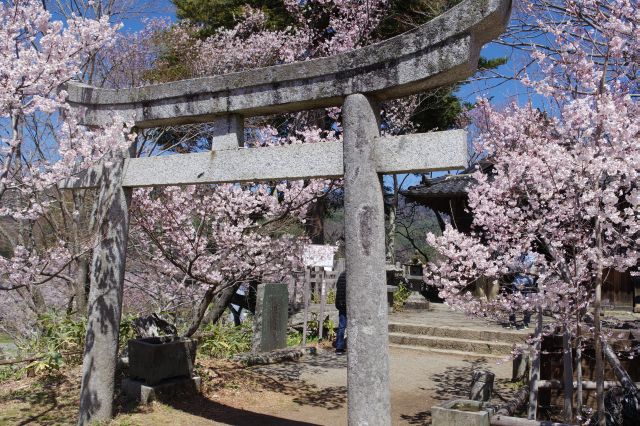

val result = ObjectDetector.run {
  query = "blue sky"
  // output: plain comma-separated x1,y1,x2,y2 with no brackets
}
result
119,0,176,31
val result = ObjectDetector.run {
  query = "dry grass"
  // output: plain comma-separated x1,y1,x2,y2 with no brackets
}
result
0,346,335,426
0,369,81,425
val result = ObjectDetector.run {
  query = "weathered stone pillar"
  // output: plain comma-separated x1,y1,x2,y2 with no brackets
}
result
78,149,133,425
512,344,530,381
469,369,495,402
342,94,391,425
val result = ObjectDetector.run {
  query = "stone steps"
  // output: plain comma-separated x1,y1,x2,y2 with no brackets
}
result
387,317,530,357
388,322,527,345
388,343,506,359
388,332,516,356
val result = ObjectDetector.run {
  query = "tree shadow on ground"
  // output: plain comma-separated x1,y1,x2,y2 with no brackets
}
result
429,358,490,401
428,357,515,403
0,374,78,425
399,357,518,424
246,351,347,410
250,350,346,382
242,366,347,410
139,350,347,424
168,394,320,425
398,358,488,425
400,409,432,425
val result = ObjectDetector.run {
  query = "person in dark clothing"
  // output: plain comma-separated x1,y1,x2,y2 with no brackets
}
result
335,271,347,354
508,252,538,329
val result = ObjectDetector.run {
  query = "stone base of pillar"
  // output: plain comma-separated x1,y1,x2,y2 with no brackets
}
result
121,376,202,404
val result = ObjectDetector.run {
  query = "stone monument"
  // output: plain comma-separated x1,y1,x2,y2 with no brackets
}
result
252,283,289,353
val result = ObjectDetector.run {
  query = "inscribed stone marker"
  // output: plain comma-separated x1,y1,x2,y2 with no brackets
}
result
252,283,289,353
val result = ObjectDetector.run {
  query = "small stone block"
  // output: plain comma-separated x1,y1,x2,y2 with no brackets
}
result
512,344,530,381
122,376,202,404
432,399,490,426
387,285,398,308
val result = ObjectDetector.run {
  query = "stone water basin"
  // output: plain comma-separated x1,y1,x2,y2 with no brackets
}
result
128,336,197,385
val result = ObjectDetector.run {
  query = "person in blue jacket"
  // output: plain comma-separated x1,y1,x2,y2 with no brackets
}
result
335,271,347,354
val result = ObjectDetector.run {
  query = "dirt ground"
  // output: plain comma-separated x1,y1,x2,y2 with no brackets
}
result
0,346,516,425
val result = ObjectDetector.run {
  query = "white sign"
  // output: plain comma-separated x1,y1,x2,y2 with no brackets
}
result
302,244,337,269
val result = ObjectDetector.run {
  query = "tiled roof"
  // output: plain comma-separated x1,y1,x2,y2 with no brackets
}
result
403,174,475,199
401,160,493,200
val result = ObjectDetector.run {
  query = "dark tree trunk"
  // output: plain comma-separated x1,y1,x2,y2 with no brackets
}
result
602,338,639,395
497,386,530,416
595,267,605,426
31,286,47,315
184,283,239,337
433,210,447,232
304,198,326,244
576,313,584,417
74,255,90,315
562,324,574,422
528,305,543,420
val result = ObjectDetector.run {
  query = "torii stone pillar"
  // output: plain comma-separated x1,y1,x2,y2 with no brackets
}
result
343,94,391,424
77,149,133,424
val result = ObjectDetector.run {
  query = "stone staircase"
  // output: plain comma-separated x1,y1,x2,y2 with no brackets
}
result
388,305,530,358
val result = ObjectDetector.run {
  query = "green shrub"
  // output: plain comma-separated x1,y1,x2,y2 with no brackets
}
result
324,317,336,340
23,351,65,376
326,289,336,305
198,319,252,358
19,313,86,371
0,365,17,382
393,283,412,311
118,314,138,349
311,289,336,305
305,312,336,341
287,329,304,346
16,312,139,376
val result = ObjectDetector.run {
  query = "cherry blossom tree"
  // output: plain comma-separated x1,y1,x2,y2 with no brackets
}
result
128,168,331,335
0,0,129,336
105,0,392,331
0,0,398,338
427,0,640,422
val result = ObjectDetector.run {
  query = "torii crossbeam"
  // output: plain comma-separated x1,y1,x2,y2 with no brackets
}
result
65,0,511,424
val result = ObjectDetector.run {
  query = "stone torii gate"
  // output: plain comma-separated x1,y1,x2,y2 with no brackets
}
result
64,0,511,424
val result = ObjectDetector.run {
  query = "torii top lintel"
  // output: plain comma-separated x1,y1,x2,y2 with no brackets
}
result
66,0,511,129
